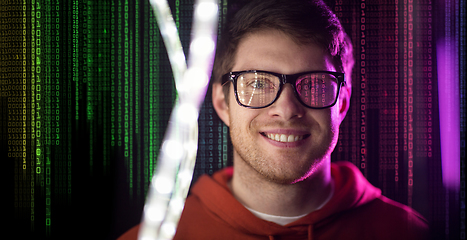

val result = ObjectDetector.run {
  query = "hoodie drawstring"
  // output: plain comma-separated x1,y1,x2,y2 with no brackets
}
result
308,224,313,240
269,235,274,240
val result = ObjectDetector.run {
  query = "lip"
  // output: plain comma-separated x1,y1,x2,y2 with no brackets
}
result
260,129,310,148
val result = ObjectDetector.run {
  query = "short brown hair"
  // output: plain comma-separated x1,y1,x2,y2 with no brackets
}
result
212,0,354,88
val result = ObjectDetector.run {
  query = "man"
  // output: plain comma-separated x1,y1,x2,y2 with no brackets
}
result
120,0,429,239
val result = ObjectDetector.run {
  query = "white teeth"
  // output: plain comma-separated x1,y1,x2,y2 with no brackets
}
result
266,133,304,143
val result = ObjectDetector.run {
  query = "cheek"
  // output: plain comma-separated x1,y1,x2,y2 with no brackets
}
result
310,108,340,139
228,101,248,127
231,109,254,126
328,108,341,138
229,106,262,136
330,107,340,126
311,108,335,127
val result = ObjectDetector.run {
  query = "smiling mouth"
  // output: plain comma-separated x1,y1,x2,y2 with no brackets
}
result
262,133,309,143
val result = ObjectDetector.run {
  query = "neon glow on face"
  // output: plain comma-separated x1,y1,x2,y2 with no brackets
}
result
226,30,345,184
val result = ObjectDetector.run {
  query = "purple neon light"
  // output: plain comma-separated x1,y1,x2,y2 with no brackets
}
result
437,37,460,190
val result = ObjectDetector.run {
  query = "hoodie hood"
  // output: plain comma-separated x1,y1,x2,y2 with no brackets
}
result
187,161,381,239
119,162,427,240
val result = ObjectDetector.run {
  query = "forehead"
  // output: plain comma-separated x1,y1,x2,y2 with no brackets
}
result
232,30,335,74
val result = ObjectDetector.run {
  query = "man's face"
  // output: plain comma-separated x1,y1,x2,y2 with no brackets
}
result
213,30,350,184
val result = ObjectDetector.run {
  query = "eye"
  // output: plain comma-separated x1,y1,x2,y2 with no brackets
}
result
249,79,267,89
238,72,279,92
248,75,277,89
296,77,314,92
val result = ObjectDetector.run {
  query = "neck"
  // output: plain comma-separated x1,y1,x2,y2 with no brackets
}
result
229,155,333,217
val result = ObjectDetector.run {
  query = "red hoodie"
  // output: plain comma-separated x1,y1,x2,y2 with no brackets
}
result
119,161,429,240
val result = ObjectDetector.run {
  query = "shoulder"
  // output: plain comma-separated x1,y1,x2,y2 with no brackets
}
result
117,224,140,240
345,195,430,240
173,192,239,240
370,195,427,224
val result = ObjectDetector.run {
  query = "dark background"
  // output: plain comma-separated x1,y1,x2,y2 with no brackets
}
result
1,0,465,239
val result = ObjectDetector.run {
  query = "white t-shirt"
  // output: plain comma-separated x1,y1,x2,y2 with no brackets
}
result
244,181,334,226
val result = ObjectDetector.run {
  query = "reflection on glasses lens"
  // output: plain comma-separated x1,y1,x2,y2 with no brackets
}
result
295,73,338,108
236,72,280,107
228,71,343,109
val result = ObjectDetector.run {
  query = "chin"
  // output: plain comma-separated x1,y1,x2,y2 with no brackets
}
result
259,161,324,185
291,163,325,184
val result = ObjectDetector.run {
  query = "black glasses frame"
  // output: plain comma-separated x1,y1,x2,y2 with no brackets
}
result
221,70,346,109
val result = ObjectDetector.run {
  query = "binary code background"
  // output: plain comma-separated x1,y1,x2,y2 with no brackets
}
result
1,0,465,239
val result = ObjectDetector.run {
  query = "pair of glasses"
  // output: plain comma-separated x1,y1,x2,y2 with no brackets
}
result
222,70,346,109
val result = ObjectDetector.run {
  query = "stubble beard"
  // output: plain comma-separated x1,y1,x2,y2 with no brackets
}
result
229,119,337,185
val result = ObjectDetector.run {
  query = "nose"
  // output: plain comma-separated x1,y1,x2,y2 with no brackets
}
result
268,84,305,120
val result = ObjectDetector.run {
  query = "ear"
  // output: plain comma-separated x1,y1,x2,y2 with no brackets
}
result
212,83,230,126
338,85,351,125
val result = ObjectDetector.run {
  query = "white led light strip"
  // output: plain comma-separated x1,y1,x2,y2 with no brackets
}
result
139,0,218,240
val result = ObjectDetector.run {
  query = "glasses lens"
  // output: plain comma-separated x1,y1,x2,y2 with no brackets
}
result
236,72,280,107
295,73,339,108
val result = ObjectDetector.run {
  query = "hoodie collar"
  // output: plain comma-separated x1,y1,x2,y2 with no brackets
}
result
190,161,381,239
